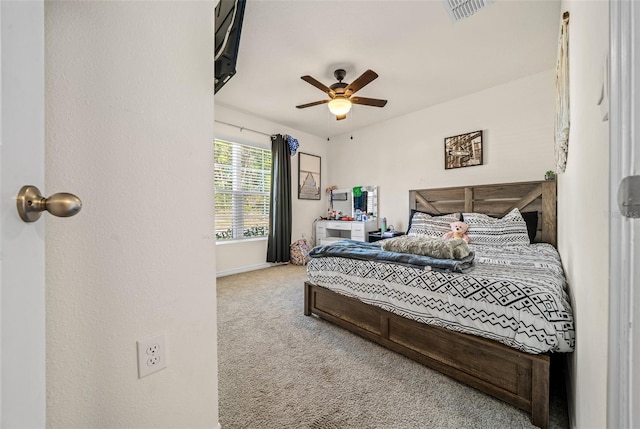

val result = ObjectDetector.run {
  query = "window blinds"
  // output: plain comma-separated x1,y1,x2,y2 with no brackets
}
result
214,139,272,240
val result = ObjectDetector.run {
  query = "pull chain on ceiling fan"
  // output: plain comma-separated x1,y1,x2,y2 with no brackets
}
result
296,69,387,121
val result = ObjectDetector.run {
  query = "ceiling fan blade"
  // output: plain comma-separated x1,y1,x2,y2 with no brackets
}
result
350,96,387,107
301,75,335,97
336,114,347,121
296,99,330,109
344,69,378,96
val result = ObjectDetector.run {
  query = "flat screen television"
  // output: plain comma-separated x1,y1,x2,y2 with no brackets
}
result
215,0,246,94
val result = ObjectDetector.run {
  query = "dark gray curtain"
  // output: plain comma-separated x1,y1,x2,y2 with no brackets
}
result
266,134,292,263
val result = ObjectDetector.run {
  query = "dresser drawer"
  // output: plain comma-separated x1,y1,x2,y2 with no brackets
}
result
325,221,351,230
351,223,365,233
351,231,366,241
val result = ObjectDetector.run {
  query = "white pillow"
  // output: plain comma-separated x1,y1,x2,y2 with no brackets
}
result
463,208,530,246
407,212,461,238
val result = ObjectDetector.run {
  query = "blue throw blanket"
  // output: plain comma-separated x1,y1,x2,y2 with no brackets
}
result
309,240,475,273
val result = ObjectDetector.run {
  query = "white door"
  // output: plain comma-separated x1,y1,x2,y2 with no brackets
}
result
609,1,640,428
0,1,46,426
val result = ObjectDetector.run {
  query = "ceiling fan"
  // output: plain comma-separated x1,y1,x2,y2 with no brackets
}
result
296,69,387,120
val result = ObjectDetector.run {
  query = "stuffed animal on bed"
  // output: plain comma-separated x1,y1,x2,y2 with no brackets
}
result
443,221,470,243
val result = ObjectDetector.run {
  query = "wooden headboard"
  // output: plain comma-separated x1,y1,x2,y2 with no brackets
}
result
409,180,557,246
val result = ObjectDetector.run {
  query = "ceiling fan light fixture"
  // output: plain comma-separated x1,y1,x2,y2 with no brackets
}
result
328,98,352,115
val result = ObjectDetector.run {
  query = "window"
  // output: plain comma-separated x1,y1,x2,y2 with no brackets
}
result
214,139,272,241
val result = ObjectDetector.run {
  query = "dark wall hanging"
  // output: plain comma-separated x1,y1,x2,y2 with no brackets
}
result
298,152,321,200
444,130,483,169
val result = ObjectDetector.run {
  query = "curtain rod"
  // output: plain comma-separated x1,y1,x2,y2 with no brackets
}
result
214,120,273,138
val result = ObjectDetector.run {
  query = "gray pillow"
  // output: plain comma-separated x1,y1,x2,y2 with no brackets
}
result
462,208,530,246
407,212,461,238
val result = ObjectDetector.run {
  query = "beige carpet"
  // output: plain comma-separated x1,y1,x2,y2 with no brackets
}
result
217,264,569,429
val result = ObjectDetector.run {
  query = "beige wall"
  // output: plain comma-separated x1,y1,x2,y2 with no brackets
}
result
214,104,327,276
46,2,218,427
327,70,556,232
557,2,610,428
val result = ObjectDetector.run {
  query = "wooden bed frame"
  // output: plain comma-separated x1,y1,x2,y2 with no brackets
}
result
304,180,558,429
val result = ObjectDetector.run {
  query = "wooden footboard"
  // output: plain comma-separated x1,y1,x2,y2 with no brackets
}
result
304,281,550,429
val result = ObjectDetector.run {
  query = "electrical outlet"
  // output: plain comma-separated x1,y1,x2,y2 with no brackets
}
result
146,344,159,355
137,333,167,378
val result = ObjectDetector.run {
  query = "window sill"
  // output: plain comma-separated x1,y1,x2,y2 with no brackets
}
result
216,237,268,245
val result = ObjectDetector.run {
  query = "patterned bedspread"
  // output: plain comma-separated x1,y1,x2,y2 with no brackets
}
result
306,243,575,354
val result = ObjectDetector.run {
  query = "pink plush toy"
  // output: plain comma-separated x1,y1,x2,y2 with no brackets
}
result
443,221,470,243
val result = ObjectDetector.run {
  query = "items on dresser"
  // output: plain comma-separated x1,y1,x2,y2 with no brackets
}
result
368,230,405,243
316,220,378,245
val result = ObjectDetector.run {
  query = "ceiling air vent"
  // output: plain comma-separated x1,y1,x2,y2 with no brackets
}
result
443,0,492,22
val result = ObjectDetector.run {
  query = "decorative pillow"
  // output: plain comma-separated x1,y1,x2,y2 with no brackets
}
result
407,209,462,233
381,235,471,260
407,212,461,238
462,208,530,246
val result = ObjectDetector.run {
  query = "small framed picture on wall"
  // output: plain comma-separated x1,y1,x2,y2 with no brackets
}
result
444,130,483,169
298,152,321,200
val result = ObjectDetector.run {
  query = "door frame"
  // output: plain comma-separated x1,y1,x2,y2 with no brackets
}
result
0,1,46,426
0,1,635,428
608,0,637,427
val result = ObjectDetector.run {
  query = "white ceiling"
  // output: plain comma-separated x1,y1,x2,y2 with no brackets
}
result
214,0,562,138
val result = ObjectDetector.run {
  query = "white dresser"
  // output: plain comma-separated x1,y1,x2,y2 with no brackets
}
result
315,220,378,245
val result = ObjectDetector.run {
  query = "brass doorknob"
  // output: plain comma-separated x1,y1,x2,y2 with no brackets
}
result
17,185,82,223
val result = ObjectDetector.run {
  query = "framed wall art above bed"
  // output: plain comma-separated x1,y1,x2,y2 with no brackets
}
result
444,129,483,169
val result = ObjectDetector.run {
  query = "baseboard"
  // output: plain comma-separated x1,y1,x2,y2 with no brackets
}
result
216,262,285,278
